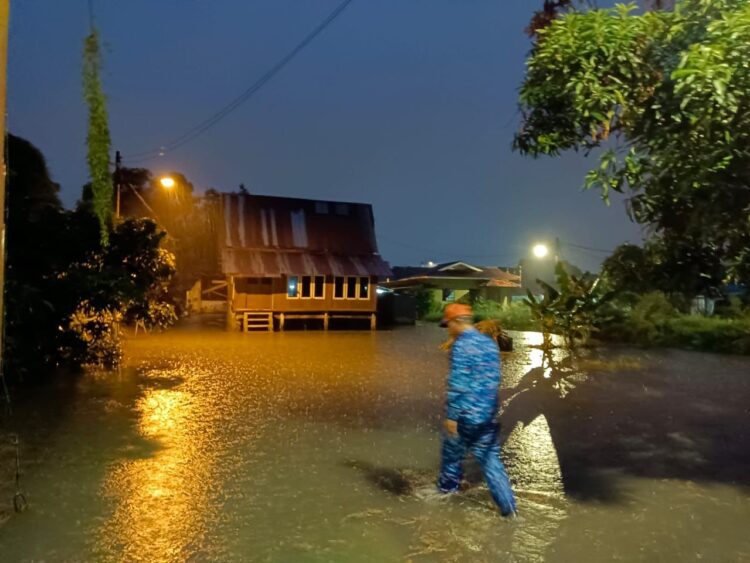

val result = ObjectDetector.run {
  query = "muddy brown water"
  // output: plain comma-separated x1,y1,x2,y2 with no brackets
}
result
0,321,749,562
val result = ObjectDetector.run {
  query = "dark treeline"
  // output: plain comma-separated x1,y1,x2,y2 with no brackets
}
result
4,134,175,381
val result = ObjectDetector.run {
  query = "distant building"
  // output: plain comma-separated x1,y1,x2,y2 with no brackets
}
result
191,193,391,331
383,261,522,306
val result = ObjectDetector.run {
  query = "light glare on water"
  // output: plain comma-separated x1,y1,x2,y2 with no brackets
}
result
1,323,749,562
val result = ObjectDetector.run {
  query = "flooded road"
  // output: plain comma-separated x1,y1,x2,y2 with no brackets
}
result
1,321,749,562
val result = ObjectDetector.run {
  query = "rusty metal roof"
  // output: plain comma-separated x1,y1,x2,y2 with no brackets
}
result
221,249,392,277
219,194,391,277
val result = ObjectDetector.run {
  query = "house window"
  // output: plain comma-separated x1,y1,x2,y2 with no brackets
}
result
287,276,299,298
334,276,345,299
359,277,370,299
443,288,455,302
335,203,350,216
314,276,325,298
346,276,357,299
315,202,329,214
301,276,312,298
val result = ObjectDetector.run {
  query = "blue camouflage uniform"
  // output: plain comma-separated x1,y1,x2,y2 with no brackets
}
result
437,327,517,516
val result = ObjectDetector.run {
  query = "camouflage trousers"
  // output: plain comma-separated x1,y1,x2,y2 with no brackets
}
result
437,420,517,516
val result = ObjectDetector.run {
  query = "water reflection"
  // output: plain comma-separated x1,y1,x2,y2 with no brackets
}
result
507,415,568,561
502,334,569,559
513,331,569,381
507,414,563,496
2,326,750,562
97,380,215,562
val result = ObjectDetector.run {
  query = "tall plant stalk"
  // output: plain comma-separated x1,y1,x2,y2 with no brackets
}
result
83,29,113,243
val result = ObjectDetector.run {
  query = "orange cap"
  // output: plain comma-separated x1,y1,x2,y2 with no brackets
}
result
440,303,473,327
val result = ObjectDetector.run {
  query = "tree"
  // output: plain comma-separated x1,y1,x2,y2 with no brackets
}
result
114,170,219,292
61,218,177,367
4,135,176,378
5,135,72,374
528,1,674,37
528,1,577,37
602,239,724,306
515,0,750,292
601,243,656,295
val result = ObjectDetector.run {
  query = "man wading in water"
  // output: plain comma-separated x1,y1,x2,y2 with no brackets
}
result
437,303,517,517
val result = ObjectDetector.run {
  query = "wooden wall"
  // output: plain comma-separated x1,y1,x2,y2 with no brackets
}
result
231,275,377,313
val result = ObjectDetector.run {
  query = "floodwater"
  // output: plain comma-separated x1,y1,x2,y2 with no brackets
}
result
1,320,749,562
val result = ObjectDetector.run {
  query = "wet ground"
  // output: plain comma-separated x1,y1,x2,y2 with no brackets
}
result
1,319,749,562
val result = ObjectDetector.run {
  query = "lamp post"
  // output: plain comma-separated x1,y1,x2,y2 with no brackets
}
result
0,0,9,391
526,238,561,293
114,150,122,219
113,154,169,221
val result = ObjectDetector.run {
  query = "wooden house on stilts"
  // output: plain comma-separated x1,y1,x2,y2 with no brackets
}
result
218,193,391,331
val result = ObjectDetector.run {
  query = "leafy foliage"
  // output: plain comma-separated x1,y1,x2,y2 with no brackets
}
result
524,262,613,349
83,30,113,243
602,239,725,304
528,1,577,37
599,291,750,354
621,291,679,342
516,0,750,290
601,243,658,295
472,299,540,331
414,289,441,320
4,135,176,378
114,168,221,296
66,304,123,368
528,1,674,37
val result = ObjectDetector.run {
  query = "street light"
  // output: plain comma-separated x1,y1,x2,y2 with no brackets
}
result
113,150,162,221
160,176,175,189
533,243,549,259
532,238,561,263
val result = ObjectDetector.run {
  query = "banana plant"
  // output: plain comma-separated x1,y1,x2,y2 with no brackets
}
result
524,262,614,351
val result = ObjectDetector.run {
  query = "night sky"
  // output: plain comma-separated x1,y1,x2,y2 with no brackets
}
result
8,0,642,270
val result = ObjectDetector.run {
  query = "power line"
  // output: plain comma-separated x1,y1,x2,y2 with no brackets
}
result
565,242,613,254
124,0,356,164
564,246,610,261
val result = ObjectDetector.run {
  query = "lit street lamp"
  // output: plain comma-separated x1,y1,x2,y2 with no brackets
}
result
532,238,561,263
160,176,175,189
113,151,168,220
532,243,549,259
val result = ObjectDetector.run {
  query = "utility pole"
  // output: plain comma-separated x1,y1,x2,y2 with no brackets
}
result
114,150,122,219
113,151,160,222
0,0,10,378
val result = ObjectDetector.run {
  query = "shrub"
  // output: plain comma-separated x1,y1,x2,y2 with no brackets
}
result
64,303,123,368
415,290,442,320
473,299,540,331
714,296,747,320
622,291,677,344
599,292,750,354
661,316,750,355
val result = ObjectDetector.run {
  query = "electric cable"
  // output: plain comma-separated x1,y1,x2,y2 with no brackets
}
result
123,0,356,163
